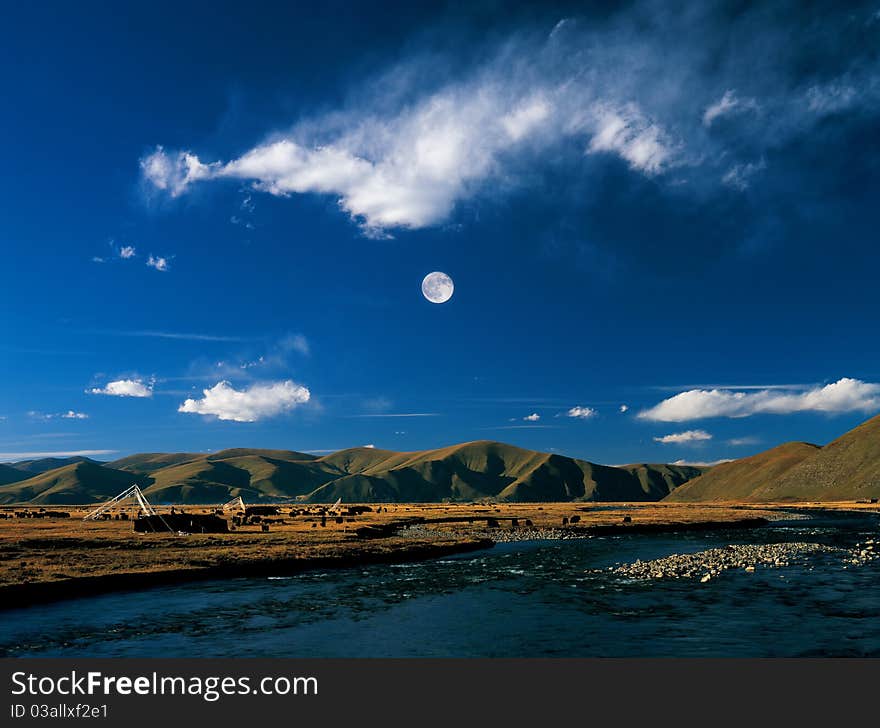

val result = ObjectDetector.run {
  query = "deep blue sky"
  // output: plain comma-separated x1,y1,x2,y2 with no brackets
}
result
2,0,880,465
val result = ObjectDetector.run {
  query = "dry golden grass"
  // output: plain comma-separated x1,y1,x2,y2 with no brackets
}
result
1,501,875,599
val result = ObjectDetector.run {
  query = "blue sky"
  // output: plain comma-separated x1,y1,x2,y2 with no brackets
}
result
2,0,880,465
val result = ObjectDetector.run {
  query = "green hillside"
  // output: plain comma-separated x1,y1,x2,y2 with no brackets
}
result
665,442,820,502
0,461,140,505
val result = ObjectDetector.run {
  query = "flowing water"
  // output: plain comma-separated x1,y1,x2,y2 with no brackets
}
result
2,512,879,657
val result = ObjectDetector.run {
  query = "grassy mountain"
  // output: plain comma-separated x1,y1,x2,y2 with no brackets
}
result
272,441,706,504
0,461,139,505
141,454,336,503
10,455,101,475
0,442,708,505
620,463,708,499
766,414,880,501
665,442,820,502
0,464,29,486
667,413,880,502
106,452,202,475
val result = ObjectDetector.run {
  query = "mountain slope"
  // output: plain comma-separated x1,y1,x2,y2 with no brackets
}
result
0,461,139,505
106,452,202,475
140,454,340,503
620,463,709,499
767,414,880,501
10,456,101,475
665,442,821,502
0,441,709,505
0,464,29,486
302,442,706,504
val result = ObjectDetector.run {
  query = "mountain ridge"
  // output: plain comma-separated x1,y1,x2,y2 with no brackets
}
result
0,441,707,505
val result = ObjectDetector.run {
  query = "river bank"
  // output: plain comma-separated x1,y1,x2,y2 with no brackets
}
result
0,501,873,610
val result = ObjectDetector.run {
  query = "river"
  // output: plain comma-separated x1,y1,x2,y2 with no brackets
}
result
2,512,879,657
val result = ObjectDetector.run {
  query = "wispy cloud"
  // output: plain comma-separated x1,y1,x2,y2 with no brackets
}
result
28,410,89,420
346,413,439,418
722,158,766,191
523,412,541,421
138,5,880,235
178,380,311,422
727,436,761,446
654,429,712,444
88,379,154,398
671,458,733,467
485,424,560,430
639,377,880,422
93,330,251,342
702,90,759,126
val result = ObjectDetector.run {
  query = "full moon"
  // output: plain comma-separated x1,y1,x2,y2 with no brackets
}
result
421,271,454,304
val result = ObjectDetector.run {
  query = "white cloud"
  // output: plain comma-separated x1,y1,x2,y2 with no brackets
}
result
147,255,170,272
639,377,880,422
137,10,880,235
0,449,116,462
61,410,89,419
178,380,310,422
141,40,683,234
140,146,214,196
89,379,154,398
654,429,713,444
566,406,597,419
118,245,136,259
144,96,679,232
523,412,541,421
501,97,551,141
363,444,376,449
619,404,629,413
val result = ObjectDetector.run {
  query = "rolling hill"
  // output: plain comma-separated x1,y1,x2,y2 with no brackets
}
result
666,412,880,502
767,413,880,501
0,442,708,505
664,442,820,502
0,461,139,505
9,455,101,475
0,464,29,486
106,452,202,475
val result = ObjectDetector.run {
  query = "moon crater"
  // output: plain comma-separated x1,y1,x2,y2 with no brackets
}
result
421,271,454,304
